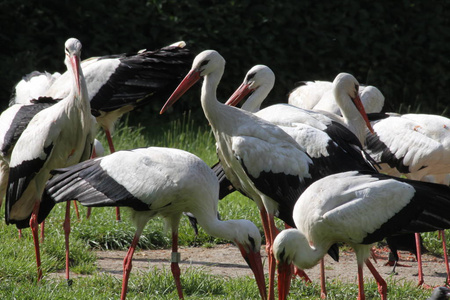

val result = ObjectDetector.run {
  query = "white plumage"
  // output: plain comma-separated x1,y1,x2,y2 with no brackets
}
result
43,147,267,300
11,41,192,154
5,38,95,281
366,113,450,181
273,170,450,300
160,50,318,299
288,78,385,115
225,65,376,170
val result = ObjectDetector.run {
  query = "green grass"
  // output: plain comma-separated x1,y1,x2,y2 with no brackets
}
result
0,113,446,299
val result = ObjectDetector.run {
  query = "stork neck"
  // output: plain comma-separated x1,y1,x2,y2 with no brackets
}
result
241,87,270,113
335,92,367,145
287,230,328,270
200,68,225,126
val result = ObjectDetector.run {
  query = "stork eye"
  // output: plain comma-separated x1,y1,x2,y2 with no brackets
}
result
355,84,359,91
248,234,256,250
247,72,256,81
200,60,209,67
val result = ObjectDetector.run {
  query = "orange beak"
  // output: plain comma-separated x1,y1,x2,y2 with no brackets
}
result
237,243,267,300
224,83,253,107
70,54,81,94
277,260,292,300
160,69,201,114
352,93,374,133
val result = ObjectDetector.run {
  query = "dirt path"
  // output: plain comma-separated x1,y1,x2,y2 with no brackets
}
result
82,244,449,287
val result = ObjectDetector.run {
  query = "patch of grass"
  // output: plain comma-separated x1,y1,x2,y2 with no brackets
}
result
0,112,447,299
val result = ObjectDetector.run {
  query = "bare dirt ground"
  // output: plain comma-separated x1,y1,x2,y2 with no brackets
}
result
56,244,450,288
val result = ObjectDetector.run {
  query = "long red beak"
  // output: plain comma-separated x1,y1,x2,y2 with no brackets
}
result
277,260,292,300
352,93,374,133
160,69,201,114
70,55,81,94
225,83,253,107
237,243,267,300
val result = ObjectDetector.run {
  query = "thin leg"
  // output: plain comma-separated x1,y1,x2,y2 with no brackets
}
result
86,207,92,219
439,230,450,285
116,207,121,222
121,233,140,300
365,259,387,300
30,200,43,281
104,128,121,222
40,220,45,242
357,263,365,300
293,267,312,283
73,200,80,220
266,212,278,300
64,201,71,282
415,232,424,286
170,231,184,299
258,209,274,300
320,258,326,299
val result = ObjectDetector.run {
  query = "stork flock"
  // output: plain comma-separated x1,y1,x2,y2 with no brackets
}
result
1,39,449,300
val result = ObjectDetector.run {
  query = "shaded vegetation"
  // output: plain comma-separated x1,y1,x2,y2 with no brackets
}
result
1,0,449,121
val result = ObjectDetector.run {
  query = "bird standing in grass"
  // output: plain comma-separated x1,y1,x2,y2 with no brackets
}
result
43,147,267,300
5,38,96,281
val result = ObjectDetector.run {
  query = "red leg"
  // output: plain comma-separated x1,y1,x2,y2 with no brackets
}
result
266,212,279,300
293,267,312,283
30,201,43,281
104,128,121,222
18,229,23,239
258,209,274,300
64,201,71,282
86,207,92,219
170,231,184,299
121,233,140,300
440,230,450,285
415,232,424,286
320,258,326,299
40,220,45,242
73,200,80,220
116,207,121,222
357,263,365,300
365,259,387,300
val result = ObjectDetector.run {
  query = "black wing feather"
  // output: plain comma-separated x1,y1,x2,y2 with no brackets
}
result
1,98,57,156
44,158,149,212
362,174,450,244
90,45,193,115
5,144,53,227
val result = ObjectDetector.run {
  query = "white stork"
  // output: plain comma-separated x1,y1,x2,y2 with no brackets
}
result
159,50,362,299
224,65,379,298
287,80,332,109
273,170,450,300
288,79,385,116
42,147,267,300
5,38,96,281
10,40,192,221
225,65,377,176
11,41,192,153
0,98,58,206
365,112,450,285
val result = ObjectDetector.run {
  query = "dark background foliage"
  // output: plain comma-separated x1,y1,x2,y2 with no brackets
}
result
1,0,449,123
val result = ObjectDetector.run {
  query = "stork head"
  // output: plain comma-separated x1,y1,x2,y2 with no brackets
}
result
225,65,275,113
64,38,82,94
224,219,267,300
160,50,225,114
333,73,374,133
273,229,320,300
